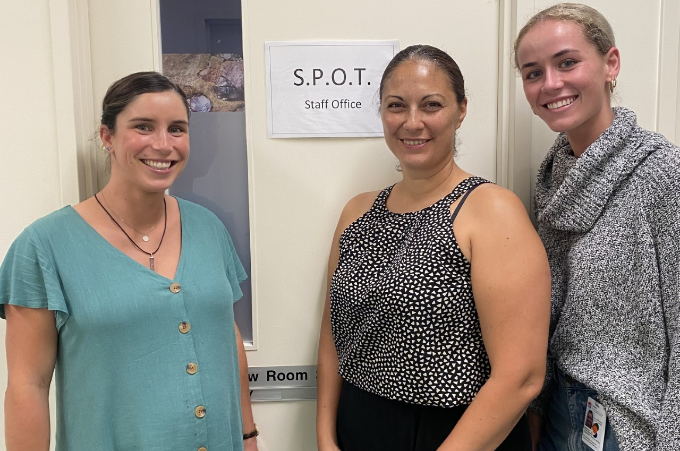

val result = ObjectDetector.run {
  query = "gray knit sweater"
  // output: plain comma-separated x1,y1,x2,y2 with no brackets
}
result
532,107,680,451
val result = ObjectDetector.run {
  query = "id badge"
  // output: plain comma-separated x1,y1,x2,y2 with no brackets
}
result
582,397,607,451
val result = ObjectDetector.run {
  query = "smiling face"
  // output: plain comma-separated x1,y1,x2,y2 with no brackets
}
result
101,90,190,194
516,19,619,149
380,59,466,175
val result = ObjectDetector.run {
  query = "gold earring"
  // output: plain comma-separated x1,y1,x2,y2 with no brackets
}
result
610,78,617,93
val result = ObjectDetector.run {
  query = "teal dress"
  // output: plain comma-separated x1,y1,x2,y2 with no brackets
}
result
0,198,246,451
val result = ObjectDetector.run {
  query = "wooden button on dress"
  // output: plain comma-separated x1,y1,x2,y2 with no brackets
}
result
198,447,208,451
179,322,191,333
195,405,206,418
169,282,181,293
186,362,198,375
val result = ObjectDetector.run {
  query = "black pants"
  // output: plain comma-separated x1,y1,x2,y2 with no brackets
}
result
336,380,531,451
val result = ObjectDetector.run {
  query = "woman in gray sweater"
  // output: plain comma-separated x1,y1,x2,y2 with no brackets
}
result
514,4,680,451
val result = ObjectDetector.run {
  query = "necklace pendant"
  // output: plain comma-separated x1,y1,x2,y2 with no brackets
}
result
142,235,150,242
149,254,155,271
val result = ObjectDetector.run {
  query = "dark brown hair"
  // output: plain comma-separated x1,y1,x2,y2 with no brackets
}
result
379,45,466,105
101,71,189,132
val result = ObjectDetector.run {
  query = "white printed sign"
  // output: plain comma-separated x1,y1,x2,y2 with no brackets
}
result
265,40,399,138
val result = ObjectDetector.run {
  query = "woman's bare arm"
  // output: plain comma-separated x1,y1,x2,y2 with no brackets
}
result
235,323,259,451
316,292,343,451
5,305,58,451
439,186,551,451
316,192,377,451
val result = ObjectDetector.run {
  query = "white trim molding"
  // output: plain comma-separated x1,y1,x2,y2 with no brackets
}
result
497,0,536,211
657,0,680,144
49,0,96,204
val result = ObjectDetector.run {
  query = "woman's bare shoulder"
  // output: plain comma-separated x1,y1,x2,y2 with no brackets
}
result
336,190,382,233
465,183,530,224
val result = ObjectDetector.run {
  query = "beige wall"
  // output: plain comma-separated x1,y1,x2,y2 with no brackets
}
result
0,2,72,448
0,0,678,450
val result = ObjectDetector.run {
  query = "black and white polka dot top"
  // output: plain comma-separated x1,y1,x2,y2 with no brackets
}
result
330,176,492,407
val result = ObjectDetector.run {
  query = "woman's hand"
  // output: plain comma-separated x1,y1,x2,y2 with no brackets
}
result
243,437,259,451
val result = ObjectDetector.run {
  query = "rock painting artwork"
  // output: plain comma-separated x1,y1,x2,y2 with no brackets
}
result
163,53,245,112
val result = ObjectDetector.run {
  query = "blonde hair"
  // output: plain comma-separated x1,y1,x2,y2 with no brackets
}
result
514,3,616,68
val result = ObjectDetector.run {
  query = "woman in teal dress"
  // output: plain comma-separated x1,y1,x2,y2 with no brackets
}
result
0,72,259,451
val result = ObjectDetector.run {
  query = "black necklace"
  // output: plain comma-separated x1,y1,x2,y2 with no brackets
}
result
95,193,167,271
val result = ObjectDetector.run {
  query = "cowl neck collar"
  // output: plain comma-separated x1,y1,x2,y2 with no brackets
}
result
535,107,650,232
